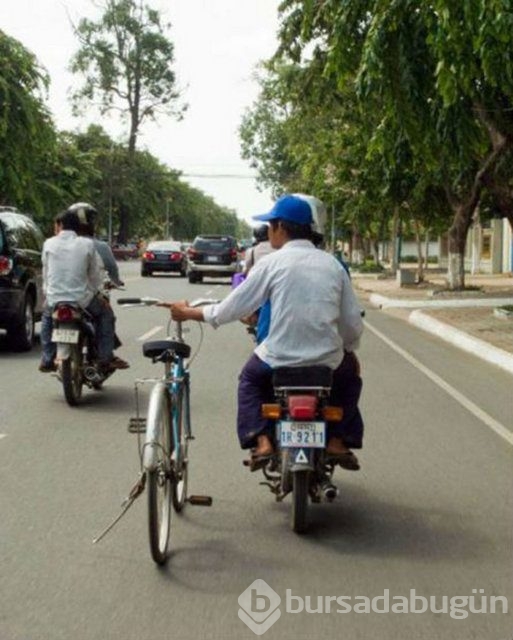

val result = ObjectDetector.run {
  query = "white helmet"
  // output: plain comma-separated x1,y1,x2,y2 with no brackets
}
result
292,193,327,235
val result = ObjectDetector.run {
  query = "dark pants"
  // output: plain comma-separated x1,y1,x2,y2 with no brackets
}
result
237,352,364,450
40,296,116,366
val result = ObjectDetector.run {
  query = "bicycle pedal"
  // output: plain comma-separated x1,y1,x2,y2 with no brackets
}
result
187,495,213,506
128,417,146,433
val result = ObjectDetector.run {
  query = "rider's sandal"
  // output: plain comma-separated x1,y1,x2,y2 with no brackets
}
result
110,356,130,370
326,451,360,471
244,453,273,472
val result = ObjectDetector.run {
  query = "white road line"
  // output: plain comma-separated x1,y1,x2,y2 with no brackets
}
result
0,434,7,440
137,326,163,341
365,319,513,446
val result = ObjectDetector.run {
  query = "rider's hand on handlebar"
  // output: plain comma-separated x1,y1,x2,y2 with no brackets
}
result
157,300,202,322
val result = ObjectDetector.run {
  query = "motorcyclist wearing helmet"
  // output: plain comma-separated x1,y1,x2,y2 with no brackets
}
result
71,203,124,288
243,224,274,274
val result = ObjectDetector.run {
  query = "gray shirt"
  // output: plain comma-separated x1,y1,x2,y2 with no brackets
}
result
42,230,102,308
93,238,122,286
203,240,363,369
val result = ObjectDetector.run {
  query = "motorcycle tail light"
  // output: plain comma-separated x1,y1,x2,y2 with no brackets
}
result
56,306,77,322
262,404,281,419
322,406,344,421
287,395,317,420
0,255,13,276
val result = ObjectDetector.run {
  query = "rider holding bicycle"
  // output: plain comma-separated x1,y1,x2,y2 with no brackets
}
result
166,194,364,470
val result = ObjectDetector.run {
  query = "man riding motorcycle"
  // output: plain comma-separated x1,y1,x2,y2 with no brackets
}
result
39,203,128,372
161,194,364,470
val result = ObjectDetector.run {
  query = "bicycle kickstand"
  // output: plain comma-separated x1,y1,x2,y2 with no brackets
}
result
92,473,147,544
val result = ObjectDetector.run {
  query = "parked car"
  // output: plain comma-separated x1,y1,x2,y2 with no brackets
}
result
186,234,240,283
0,208,45,350
140,240,187,277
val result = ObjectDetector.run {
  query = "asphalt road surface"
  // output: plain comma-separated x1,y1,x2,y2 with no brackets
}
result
1,261,511,640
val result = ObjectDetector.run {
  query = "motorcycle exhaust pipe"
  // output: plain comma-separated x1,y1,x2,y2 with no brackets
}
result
321,482,338,501
83,366,103,385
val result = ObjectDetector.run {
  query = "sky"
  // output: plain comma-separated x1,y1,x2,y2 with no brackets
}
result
2,0,281,224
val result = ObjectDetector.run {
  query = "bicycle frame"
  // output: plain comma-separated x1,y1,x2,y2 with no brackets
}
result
142,322,191,472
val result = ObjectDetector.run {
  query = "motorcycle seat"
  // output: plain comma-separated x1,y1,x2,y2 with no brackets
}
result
143,340,191,361
272,365,332,388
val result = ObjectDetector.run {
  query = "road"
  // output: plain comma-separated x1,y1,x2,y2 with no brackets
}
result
1,261,512,640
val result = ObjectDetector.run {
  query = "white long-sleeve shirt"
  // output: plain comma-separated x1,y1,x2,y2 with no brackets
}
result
203,240,364,369
42,230,102,308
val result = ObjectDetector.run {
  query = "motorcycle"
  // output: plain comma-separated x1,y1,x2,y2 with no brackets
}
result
51,300,116,406
247,365,343,533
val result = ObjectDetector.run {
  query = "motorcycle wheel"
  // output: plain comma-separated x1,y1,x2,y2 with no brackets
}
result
61,344,83,406
291,470,310,533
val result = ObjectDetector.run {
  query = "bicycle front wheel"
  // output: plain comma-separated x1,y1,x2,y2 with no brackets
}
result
146,385,172,565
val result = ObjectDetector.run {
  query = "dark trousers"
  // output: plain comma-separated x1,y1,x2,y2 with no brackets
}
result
237,352,364,450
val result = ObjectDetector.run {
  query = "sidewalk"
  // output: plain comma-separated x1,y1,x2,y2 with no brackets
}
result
352,271,513,376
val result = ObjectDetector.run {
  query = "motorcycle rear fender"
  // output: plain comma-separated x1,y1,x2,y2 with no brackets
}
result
56,343,71,360
283,446,315,473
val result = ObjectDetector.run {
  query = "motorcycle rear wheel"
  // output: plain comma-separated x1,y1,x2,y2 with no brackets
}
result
61,344,83,406
291,471,310,533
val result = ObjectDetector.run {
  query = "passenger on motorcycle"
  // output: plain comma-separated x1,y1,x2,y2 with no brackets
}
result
74,203,128,365
39,205,127,372
162,194,365,470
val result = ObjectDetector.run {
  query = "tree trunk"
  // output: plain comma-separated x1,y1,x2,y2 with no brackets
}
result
413,218,424,283
389,207,400,273
351,227,364,265
117,202,130,244
446,204,472,289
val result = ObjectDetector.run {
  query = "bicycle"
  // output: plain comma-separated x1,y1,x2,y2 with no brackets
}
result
117,296,218,564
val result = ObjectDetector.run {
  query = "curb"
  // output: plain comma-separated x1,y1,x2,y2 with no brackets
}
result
369,293,513,310
409,309,513,376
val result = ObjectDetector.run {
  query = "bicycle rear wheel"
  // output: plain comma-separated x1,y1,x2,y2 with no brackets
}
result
146,387,172,565
172,387,189,512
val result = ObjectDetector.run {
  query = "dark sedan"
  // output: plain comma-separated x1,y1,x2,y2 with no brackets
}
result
140,240,187,277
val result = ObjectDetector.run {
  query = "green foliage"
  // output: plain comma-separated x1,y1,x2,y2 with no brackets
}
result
0,31,57,213
70,0,184,153
241,0,513,288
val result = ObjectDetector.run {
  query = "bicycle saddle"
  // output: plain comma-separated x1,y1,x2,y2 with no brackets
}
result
142,340,191,361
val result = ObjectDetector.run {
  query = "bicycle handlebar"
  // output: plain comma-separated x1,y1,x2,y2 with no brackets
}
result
117,297,220,308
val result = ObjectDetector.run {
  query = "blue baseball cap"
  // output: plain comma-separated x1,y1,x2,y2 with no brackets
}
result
253,194,313,225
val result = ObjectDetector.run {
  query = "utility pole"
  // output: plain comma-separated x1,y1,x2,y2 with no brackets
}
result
166,199,171,238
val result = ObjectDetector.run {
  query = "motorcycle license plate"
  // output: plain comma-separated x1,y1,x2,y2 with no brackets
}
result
279,421,325,448
52,329,79,343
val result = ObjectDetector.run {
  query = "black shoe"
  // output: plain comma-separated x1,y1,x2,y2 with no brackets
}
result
39,361,57,373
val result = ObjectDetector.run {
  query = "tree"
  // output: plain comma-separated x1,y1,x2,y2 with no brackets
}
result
0,30,57,213
275,1,513,288
70,0,185,241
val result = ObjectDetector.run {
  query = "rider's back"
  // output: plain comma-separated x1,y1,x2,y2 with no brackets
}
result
43,232,98,307
252,240,363,370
